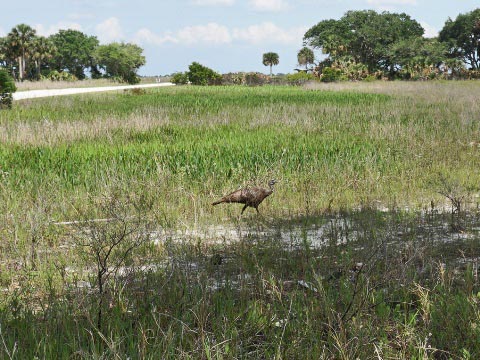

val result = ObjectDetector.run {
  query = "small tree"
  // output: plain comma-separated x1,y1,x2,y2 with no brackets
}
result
262,52,279,76
297,47,315,70
187,62,221,85
95,42,146,84
0,68,16,109
171,72,189,85
73,189,154,329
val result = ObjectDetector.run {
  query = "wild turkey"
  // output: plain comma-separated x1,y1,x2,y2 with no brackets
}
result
212,179,277,214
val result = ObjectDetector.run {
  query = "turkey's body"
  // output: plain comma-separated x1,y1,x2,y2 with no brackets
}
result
212,180,277,214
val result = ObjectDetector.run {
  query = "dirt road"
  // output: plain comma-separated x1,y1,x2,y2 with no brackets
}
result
13,82,175,101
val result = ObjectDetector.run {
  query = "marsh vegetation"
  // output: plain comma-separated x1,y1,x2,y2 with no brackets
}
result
1,81,480,358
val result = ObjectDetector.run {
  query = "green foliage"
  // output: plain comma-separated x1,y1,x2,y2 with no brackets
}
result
171,72,189,85
48,29,100,80
94,42,146,84
286,71,316,85
389,37,448,79
0,68,16,109
305,10,424,75
5,24,37,81
30,36,57,80
187,62,221,85
439,8,480,70
262,52,280,75
297,47,315,69
42,70,77,82
320,67,343,82
318,56,375,81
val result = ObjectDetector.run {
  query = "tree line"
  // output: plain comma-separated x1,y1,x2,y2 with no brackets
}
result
1,7,480,86
302,8,480,81
0,24,145,84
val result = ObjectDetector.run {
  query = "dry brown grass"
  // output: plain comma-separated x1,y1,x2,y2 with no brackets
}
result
14,77,160,91
304,79,480,103
0,111,171,145
15,79,120,91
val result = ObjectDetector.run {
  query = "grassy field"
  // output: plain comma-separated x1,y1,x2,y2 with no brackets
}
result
2,82,480,224
1,81,480,358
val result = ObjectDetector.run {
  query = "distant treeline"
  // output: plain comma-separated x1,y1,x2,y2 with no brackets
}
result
0,25,145,84
1,8,480,83
303,8,480,81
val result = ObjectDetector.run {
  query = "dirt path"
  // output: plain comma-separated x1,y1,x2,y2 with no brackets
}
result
13,82,175,100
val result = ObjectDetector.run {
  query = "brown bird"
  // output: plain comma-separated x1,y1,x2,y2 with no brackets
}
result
212,179,277,214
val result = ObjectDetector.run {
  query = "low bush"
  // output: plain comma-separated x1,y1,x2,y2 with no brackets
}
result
0,68,16,109
320,67,344,82
42,70,78,82
171,72,189,85
285,72,316,85
187,62,222,85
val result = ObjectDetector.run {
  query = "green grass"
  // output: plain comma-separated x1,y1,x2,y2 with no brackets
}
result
1,82,480,358
1,83,479,224
1,210,480,358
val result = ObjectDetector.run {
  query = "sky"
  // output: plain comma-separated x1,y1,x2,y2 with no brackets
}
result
0,0,479,76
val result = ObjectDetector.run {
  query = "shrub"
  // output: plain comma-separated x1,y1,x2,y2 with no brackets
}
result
187,62,222,85
245,72,269,86
43,70,78,82
222,72,247,85
0,68,16,109
320,67,343,82
285,72,316,85
171,72,189,85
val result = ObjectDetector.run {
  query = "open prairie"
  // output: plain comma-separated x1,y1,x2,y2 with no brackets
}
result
1,81,480,358
1,81,480,223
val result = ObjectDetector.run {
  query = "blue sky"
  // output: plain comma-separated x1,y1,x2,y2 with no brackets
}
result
1,0,479,76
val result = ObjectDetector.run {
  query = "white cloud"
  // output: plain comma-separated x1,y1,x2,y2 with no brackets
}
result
34,22,83,36
177,23,232,44
191,0,235,5
367,0,417,5
134,28,179,45
0,27,5,37
233,22,306,45
421,21,438,38
95,17,124,43
249,0,289,12
135,23,231,46
134,22,305,47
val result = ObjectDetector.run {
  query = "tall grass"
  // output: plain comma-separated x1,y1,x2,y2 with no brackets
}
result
1,210,479,358
1,82,480,358
1,83,479,225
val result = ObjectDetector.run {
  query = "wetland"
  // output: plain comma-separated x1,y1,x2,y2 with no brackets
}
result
1,81,480,358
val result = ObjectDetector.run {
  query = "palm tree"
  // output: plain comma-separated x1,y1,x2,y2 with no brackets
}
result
31,36,57,79
262,52,279,76
297,47,315,70
0,37,7,67
7,24,37,81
